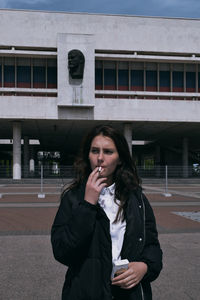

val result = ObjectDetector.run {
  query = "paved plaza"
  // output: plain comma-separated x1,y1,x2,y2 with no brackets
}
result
0,180,200,299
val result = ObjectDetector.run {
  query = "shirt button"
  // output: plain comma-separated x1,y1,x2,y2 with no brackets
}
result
139,237,143,242
139,205,142,208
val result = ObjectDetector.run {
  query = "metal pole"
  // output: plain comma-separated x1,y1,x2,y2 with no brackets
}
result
163,165,172,197
41,164,43,194
38,163,45,198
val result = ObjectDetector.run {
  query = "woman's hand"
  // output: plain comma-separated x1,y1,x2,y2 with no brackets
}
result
112,262,148,289
84,167,107,205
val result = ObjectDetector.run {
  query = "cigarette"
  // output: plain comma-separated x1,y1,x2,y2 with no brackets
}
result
98,166,102,172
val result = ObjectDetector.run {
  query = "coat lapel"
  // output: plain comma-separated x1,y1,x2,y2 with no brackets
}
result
121,189,144,260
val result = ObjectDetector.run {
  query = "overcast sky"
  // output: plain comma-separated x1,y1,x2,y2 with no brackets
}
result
0,0,200,19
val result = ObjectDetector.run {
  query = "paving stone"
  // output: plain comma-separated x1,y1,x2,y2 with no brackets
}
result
0,182,199,299
172,211,200,223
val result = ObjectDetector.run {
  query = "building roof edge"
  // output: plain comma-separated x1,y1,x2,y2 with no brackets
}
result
0,8,200,22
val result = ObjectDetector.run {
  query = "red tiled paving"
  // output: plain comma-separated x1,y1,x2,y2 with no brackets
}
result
1,190,199,203
153,206,200,233
145,193,200,202
145,192,200,233
156,185,200,191
0,207,58,234
0,187,60,193
1,203,199,235
1,194,60,203
0,187,199,235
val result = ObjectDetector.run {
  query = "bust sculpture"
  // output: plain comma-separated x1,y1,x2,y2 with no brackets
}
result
68,49,85,79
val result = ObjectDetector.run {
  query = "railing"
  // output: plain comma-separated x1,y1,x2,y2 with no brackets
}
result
95,90,200,101
137,165,200,178
0,87,57,97
0,165,199,179
0,165,75,179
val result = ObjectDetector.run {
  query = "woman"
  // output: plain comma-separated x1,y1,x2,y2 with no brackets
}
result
51,125,163,300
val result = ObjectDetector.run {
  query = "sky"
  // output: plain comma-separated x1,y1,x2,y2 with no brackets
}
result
0,0,200,19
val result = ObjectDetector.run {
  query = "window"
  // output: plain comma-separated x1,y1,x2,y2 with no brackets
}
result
104,61,116,90
159,63,170,92
17,58,31,88
198,65,200,92
146,63,157,91
4,57,15,87
95,60,103,90
0,56,57,94
186,64,196,92
33,58,46,88
0,58,2,87
131,62,144,91
118,61,129,90
47,59,57,88
94,58,200,100
173,64,184,92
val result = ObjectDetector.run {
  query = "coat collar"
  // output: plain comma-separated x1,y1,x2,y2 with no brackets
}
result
100,183,115,196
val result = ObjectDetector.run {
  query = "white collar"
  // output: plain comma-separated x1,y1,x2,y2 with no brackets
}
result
100,182,115,196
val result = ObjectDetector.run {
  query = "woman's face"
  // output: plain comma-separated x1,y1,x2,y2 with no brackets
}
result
89,134,120,185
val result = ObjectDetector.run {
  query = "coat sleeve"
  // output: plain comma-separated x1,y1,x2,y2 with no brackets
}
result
51,188,97,267
140,193,163,282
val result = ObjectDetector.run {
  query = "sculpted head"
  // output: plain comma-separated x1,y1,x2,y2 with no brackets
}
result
68,49,85,79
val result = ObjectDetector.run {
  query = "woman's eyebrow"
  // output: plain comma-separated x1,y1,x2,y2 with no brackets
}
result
91,146,115,151
103,147,114,150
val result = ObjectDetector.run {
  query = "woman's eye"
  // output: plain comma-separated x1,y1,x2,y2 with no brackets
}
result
104,150,113,154
91,148,99,154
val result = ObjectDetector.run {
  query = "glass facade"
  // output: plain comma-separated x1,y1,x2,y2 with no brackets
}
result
95,60,199,99
0,55,199,100
0,57,57,90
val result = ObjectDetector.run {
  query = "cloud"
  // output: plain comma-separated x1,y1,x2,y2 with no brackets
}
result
1,0,200,19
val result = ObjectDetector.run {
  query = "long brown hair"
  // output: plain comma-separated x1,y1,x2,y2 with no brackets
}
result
67,125,141,222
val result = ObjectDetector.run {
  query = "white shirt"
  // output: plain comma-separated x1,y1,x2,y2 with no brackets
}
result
98,183,126,262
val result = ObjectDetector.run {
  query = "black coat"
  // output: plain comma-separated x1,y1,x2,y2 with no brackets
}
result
51,183,162,300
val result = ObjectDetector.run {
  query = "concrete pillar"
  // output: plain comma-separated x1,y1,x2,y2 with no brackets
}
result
30,159,35,173
13,122,21,180
155,145,161,177
124,123,132,156
182,137,189,178
29,146,35,173
23,136,29,177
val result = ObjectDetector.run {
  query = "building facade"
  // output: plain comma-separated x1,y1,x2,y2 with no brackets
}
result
0,9,200,179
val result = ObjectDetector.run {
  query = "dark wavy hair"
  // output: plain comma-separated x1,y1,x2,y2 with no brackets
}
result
68,125,141,222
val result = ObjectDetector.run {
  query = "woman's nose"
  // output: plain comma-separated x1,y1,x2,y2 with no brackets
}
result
97,151,104,162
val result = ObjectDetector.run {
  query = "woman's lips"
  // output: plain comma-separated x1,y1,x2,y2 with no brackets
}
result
97,166,105,173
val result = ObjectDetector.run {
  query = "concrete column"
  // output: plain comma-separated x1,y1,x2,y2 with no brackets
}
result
155,145,161,177
13,122,21,180
29,146,35,173
124,123,132,156
182,137,189,178
23,136,29,177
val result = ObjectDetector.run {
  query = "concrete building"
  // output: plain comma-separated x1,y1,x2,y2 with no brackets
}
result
0,9,200,179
